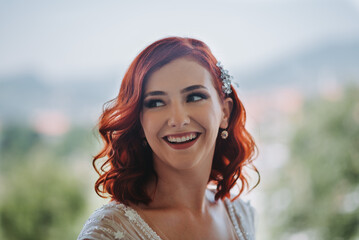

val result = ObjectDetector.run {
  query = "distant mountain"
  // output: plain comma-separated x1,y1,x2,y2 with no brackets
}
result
0,73,120,124
238,38,359,92
1,38,358,124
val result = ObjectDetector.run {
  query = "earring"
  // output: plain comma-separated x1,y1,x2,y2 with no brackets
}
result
221,130,228,139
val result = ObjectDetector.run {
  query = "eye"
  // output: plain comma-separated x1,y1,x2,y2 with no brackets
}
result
187,93,208,102
144,99,165,108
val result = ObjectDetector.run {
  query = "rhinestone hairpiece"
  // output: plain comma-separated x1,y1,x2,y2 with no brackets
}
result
216,61,233,94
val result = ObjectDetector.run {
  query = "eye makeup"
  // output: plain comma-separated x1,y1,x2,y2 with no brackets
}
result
186,92,209,102
143,99,165,108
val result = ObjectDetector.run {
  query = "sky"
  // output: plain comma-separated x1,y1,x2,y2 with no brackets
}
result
1,0,359,80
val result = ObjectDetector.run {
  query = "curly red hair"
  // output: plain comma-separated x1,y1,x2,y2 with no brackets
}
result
93,37,259,205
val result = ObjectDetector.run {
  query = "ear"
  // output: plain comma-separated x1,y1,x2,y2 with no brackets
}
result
220,97,233,129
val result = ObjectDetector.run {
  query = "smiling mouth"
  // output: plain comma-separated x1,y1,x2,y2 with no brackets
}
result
163,132,200,144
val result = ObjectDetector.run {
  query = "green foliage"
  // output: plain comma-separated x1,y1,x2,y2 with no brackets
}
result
268,85,359,239
0,161,86,240
0,125,41,169
0,125,94,240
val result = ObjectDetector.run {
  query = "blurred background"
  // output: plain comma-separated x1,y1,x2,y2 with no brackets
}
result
0,0,359,239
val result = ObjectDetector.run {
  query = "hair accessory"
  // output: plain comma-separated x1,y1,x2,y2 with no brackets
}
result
221,130,229,139
216,61,233,95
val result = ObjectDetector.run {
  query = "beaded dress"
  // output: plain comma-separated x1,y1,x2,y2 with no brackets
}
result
78,192,256,240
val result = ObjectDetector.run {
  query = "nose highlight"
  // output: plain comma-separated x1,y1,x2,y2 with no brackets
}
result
167,104,190,128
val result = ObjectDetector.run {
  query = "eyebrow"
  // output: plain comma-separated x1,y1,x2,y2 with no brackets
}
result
144,85,208,98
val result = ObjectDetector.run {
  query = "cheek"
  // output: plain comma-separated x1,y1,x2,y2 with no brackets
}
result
194,103,222,130
141,112,161,139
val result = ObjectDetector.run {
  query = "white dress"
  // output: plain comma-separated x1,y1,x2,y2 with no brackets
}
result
78,195,256,240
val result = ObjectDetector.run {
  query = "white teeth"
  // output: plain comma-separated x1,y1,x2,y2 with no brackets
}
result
167,133,197,143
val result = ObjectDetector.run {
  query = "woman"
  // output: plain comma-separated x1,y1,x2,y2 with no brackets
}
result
78,37,259,240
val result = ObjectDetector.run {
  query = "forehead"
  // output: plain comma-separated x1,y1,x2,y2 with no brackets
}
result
144,57,216,93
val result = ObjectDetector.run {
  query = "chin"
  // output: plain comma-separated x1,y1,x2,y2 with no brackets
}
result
154,153,205,171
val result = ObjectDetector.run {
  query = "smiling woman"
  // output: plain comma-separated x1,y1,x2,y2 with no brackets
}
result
78,37,259,240
140,57,232,171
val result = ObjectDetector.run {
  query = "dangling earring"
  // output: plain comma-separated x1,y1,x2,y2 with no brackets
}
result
221,130,229,139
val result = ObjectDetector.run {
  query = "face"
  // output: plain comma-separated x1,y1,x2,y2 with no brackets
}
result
140,57,232,171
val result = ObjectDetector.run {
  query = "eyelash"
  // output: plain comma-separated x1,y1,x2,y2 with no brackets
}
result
186,93,208,102
143,99,164,108
143,92,208,109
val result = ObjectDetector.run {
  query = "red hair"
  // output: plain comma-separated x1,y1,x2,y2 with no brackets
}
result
93,37,259,205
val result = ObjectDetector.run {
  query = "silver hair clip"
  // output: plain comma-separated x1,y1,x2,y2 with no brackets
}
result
216,61,233,94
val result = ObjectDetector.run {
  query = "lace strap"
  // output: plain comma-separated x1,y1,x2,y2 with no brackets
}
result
225,199,254,240
115,203,162,240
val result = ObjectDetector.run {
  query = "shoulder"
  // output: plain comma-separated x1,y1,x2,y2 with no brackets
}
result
77,201,137,240
227,197,257,239
206,189,257,236
232,198,256,225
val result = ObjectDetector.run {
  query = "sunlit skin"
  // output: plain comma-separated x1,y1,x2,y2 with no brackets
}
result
141,59,228,171
134,57,236,240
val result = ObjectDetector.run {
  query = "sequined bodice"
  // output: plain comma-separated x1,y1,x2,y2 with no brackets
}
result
78,198,256,240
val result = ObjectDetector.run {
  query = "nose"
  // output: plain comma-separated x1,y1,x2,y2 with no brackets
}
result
167,102,190,128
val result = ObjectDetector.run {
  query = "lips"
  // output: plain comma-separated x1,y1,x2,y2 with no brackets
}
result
163,132,200,150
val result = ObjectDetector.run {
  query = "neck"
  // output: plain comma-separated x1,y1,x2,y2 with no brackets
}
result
145,157,213,213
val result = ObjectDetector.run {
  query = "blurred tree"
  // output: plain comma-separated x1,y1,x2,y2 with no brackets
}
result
54,126,99,158
267,85,359,240
0,124,97,171
0,125,41,170
0,125,93,240
0,159,87,240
